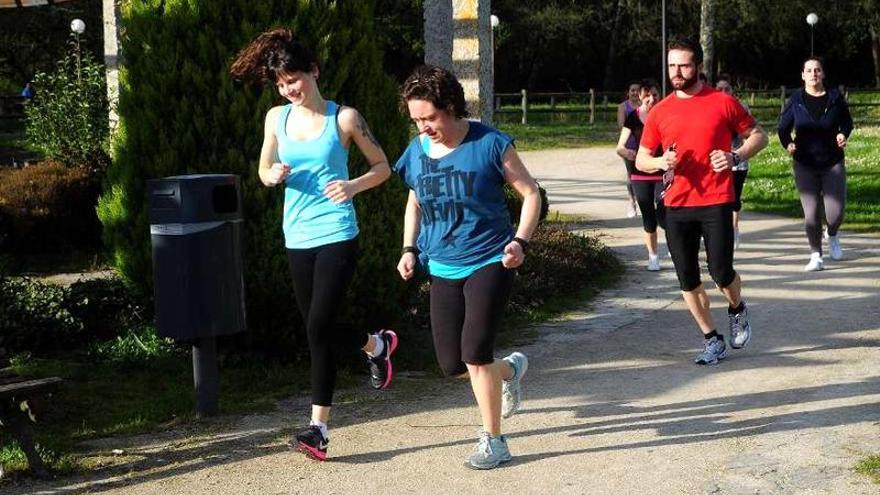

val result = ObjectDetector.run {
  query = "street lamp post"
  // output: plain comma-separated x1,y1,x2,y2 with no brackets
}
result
490,15,499,87
70,18,85,83
806,13,818,56
661,0,667,96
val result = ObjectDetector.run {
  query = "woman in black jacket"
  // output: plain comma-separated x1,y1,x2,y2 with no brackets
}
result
778,57,853,272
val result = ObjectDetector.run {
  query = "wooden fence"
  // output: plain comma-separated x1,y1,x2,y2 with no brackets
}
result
495,88,880,127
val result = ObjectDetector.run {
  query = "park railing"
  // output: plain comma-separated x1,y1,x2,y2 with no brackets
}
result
495,88,880,128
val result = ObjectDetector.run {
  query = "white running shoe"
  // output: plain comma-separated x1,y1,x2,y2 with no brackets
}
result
626,205,638,218
647,254,661,271
804,252,824,272
829,235,843,260
501,352,528,419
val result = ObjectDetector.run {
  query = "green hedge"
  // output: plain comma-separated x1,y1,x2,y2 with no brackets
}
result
96,1,410,352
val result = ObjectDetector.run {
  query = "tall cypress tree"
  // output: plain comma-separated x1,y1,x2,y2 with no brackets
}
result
97,0,410,351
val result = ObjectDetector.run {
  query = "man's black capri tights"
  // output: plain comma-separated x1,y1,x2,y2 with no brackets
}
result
664,203,737,291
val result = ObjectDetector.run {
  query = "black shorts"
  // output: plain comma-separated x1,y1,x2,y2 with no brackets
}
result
664,203,737,292
429,262,515,377
732,170,748,212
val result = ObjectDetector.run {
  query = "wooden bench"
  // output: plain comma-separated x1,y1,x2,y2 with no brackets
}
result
0,343,62,478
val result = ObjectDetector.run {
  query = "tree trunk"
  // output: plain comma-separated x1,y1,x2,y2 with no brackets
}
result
700,0,715,83
602,0,626,91
424,0,453,69
871,23,880,89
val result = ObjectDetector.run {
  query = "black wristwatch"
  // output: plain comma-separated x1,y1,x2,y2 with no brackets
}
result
401,246,419,256
512,237,530,253
731,151,742,167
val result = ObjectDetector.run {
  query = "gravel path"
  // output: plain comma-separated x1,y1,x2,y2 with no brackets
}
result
11,147,880,495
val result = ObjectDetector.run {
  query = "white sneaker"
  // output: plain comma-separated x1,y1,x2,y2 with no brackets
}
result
804,252,824,272
647,254,661,271
626,205,638,218
829,235,843,260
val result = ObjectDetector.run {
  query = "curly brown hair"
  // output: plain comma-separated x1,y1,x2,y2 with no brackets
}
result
400,65,468,119
229,28,318,84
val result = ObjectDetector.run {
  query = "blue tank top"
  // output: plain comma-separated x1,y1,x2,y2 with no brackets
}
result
394,122,513,279
276,101,358,249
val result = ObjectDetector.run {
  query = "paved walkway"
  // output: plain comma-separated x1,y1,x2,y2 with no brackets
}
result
12,147,880,495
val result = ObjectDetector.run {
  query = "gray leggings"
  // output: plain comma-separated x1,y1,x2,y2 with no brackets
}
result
793,160,846,254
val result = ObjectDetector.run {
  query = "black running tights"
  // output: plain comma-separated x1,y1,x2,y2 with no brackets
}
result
287,238,362,407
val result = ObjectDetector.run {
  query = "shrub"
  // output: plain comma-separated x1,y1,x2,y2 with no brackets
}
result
66,277,151,342
0,161,102,253
0,276,149,355
97,1,410,353
0,277,82,353
505,183,550,224
24,36,109,167
398,223,622,351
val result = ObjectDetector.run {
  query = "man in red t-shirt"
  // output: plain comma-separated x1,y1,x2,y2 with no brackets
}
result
636,37,768,366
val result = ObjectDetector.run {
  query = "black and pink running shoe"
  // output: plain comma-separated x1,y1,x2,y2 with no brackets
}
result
291,425,328,461
368,329,399,390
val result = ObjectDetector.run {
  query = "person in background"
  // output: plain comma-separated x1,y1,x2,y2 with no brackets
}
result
616,78,665,270
715,74,751,249
777,57,853,271
617,80,641,218
20,82,35,99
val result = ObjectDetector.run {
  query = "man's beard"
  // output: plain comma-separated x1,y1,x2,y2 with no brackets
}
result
671,74,698,90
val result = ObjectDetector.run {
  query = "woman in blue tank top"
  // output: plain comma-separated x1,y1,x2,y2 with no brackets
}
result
394,65,542,470
230,28,396,462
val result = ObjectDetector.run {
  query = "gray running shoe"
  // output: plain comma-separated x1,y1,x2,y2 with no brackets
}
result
728,303,752,349
501,352,528,419
465,432,512,470
694,336,729,365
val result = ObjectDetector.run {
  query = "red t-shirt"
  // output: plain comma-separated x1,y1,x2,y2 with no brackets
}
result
640,86,756,207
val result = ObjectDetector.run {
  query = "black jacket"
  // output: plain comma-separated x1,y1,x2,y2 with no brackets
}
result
777,87,853,168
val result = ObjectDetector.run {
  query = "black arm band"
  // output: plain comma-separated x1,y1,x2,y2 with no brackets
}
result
512,237,530,253
402,246,419,255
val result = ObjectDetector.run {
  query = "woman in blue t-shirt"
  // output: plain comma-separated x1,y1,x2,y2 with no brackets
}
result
230,28,395,462
394,65,542,470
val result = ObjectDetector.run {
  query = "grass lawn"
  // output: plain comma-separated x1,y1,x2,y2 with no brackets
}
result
497,121,618,151
1,351,316,476
856,454,880,484
745,126,880,232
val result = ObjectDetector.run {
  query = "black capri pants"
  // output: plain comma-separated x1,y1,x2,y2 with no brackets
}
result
287,237,362,407
664,204,737,292
631,180,666,233
429,262,515,377
732,170,748,212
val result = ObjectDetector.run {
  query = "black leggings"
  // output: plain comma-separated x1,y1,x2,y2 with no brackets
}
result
631,180,666,233
732,170,748,212
287,238,361,407
429,262,515,377
665,204,737,292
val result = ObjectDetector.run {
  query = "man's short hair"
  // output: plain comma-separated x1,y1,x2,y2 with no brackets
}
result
667,36,703,66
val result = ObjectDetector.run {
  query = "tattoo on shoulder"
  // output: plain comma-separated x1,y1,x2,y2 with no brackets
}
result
356,113,381,148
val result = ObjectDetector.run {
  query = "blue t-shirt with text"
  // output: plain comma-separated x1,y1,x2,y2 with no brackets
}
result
394,122,514,277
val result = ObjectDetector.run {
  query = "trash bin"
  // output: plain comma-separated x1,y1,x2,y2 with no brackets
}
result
148,174,246,416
